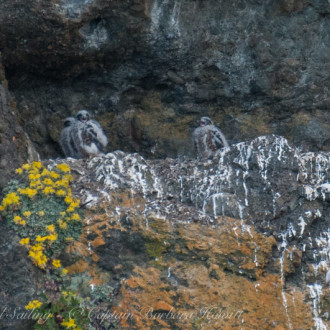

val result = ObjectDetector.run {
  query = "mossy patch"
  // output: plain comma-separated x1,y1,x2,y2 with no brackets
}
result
145,236,170,259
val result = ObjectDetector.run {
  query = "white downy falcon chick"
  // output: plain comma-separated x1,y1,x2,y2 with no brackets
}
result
60,110,108,158
193,116,229,159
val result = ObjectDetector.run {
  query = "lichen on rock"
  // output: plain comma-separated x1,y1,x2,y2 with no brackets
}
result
44,135,329,329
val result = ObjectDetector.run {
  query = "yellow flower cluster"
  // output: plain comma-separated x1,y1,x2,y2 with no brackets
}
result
52,259,61,268
25,299,43,310
58,219,68,230
70,213,81,221
46,224,55,232
61,317,79,329
19,237,30,245
36,233,58,242
14,215,26,226
23,211,31,217
13,161,75,202
0,192,20,211
64,195,80,213
1,161,82,274
56,163,71,173
17,187,38,198
29,245,48,269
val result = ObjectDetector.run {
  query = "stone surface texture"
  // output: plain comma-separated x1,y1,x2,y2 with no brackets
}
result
0,56,39,190
0,136,329,329
39,137,330,328
0,1,329,329
0,0,329,161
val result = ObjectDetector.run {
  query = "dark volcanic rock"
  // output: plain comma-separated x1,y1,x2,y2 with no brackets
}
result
0,55,39,190
0,222,42,330
0,0,328,160
50,135,329,328
1,135,329,329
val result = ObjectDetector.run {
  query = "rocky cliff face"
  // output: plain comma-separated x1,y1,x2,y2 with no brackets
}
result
0,0,329,161
57,136,330,329
0,56,39,189
1,136,328,329
0,1,329,329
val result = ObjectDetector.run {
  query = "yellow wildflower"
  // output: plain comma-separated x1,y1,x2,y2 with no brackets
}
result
70,213,80,221
2,192,20,207
22,164,31,170
18,187,37,198
52,259,61,268
23,211,31,217
56,189,66,197
50,171,60,179
54,179,69,188
42,186,55,195
60,212,66,217
46,224,55,232
62,268,68,275
28,167,39,175
36,234,58,242
0,206,4,211
18,220,26,225
47,234,58,241
66,199,79,212
25,300,43,310
14,215,22,223
29,250,47,268
29,180,41,187
61,318,76,328
56,164,71,173
58,219,67,230
32,161,42,169
29,250,35,258
15,168,23,175
64,195,73,204
29,173,41,181
36,235,47,242
43,178,54,186
41,169,51,176
19,238,30,245
31,244,43,251
38,211,45,216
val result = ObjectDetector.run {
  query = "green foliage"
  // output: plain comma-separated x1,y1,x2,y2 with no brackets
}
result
0,161,83,270
31,290,89,330
90,283,114,305
145,236,169,258
0,161,91,329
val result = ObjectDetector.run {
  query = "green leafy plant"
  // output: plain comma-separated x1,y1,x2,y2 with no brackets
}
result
25,290,89,330
0,161,83,271
0,161,91,329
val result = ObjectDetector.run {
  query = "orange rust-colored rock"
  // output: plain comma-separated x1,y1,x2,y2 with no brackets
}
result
66,259,89,274
61,190,327,329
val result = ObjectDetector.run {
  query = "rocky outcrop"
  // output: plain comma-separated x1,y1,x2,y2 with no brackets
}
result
0,0,329,160
41,135,327,329
0,0,329,327
0,135,329,328
0,221,43,330
0,55,39,190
